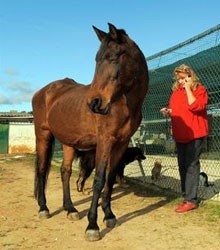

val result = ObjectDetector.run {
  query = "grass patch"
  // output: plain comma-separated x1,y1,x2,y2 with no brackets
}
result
200,201,220,221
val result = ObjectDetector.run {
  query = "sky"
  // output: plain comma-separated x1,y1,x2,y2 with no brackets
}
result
0,0,219,112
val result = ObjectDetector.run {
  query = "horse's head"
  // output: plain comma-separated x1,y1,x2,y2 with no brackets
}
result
87,23,149,115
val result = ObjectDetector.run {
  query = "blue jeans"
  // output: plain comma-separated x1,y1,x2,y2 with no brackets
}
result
176,137,205,204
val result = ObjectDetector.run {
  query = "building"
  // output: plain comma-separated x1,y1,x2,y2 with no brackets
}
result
0,112,35,154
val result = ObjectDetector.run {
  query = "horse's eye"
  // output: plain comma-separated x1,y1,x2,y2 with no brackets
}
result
106,53,118,63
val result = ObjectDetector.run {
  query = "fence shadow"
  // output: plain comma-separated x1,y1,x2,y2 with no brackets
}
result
136,174,220,202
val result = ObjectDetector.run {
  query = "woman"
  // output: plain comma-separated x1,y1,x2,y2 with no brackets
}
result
160,64,209,213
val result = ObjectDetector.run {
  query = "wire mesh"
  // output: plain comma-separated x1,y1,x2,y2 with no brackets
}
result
129,24,220,202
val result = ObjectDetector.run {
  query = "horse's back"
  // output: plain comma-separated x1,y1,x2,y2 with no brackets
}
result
33,78,84,106
32,78,90,129
32,78,96,147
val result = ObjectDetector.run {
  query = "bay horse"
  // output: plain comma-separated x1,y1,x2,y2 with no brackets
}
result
32,23,149,241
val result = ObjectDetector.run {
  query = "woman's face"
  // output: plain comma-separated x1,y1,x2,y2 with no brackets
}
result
176,72,188,87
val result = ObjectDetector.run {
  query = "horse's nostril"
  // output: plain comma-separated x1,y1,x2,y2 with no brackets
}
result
88,97,102,112
87,97,111,115
88,97,111,115
92,98,101,107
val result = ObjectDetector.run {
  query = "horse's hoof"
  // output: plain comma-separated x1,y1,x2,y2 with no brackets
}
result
67,212,80,221
39,210,50,219
104,218,117,228
85,229,101,241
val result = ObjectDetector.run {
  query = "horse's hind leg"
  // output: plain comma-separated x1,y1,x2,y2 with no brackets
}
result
61,145,80,220
34,130,54,219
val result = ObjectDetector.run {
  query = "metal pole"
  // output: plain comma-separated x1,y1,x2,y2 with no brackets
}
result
131,137,146,183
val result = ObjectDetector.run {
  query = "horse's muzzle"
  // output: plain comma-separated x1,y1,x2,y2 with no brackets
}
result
87,97,111,115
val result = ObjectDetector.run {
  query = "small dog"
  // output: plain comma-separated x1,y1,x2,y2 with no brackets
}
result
76,147,146,194
151,160,162,181
199,172,213,187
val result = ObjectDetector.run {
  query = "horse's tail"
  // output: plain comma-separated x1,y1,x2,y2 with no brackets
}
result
34,136,55,199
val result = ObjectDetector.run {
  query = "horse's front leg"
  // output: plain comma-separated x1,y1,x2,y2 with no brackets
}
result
85,140,114,241
102,143,129,227
61,145,79,220
101,168,117,227
85,164,106,241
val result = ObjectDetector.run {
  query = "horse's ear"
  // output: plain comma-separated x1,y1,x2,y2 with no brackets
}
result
93,26,107,42
108,23,119,40
108,23,124,43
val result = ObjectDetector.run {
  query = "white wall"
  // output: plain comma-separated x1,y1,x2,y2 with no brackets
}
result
8,123,35,153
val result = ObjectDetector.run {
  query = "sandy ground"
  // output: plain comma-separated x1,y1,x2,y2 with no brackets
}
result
0,155,220,250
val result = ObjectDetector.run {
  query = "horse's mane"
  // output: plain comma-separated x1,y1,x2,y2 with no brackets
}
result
118,29,128,36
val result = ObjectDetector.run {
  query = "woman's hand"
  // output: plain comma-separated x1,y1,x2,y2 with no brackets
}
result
183,77,196,105
160,107,172,117
184,76,193,90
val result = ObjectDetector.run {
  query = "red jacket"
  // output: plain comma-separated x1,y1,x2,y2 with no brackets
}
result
169,85,209,143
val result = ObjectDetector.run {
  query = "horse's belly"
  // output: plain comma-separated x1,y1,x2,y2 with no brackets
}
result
50,123,97,149
48,102,96,149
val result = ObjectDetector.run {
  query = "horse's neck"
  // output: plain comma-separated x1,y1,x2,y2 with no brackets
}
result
127,88,146,111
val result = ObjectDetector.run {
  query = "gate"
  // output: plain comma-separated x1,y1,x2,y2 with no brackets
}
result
0,124,9,153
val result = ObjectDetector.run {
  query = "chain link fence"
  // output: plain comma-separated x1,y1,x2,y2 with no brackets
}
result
127,24,220,202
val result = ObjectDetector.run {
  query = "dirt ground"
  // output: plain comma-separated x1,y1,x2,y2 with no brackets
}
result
1,155,220,250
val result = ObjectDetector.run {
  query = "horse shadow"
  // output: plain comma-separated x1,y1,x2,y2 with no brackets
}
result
50,179,176,228
100,180,176,237
50,194,93,218
100,198,170,237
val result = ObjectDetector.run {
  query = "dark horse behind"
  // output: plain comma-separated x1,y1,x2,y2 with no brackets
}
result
76,147,146,193
32,23,149,241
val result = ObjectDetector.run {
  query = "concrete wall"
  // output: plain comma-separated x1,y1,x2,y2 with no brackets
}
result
8,123,35,153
